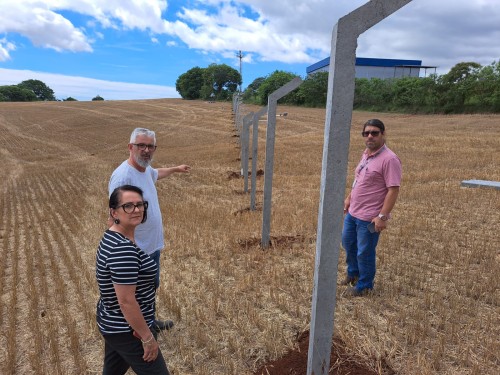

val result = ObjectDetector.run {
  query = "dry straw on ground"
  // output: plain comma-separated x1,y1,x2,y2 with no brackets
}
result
0,99,498,374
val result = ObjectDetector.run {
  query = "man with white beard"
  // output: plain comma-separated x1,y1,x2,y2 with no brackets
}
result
109,128,190,332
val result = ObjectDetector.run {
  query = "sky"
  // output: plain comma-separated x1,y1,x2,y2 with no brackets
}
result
0,0,499,101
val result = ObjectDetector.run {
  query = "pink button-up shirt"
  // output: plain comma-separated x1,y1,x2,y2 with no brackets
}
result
349,145,402,221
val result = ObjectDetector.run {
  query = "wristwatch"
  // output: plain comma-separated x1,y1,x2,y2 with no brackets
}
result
378,213,388,221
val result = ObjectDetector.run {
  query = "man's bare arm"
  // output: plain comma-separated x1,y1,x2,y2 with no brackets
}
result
156,164,191,180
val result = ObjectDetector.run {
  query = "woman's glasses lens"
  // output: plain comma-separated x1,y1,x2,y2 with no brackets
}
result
121,202,148,213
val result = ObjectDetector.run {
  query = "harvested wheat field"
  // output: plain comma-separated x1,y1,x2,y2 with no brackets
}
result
0,98,498,375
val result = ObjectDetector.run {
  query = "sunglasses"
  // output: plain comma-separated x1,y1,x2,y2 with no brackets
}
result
361,130,381,137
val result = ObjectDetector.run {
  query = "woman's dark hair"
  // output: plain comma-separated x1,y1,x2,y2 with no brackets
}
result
363,119,385,133
109,185,148,224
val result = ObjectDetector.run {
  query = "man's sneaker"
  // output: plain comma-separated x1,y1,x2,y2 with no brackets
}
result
153,319,174,332
340,275,358,286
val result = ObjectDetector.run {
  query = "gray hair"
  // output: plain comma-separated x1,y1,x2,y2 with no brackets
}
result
130,128,156,144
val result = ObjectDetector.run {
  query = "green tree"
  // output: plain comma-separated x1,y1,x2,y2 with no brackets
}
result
392,77,422,108
354,78,394,110
441,62,481,84
257,70,301,105
438,62,482,113
92,95,104,101
202,63,241,100
0,85,38,102
176,67,205,99
242,77,265,103
472,61,500,111
63,97,78,101
413,75,440,112
298,72,328,107
17,79,56,101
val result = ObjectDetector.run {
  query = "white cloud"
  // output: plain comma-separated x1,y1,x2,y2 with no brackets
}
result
39,0,168,32
0,1,168,55
0,68,179,101
354,0,500,73
1,0,499,75
0,2,92,53
164,4,320,64
0,38,16,62
156,0,500,73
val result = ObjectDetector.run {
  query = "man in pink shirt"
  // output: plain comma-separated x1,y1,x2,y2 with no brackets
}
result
342,119,402,296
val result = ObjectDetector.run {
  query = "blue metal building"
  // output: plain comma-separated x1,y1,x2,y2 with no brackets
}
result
306,57,436,79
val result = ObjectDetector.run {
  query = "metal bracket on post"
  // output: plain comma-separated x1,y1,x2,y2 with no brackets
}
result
241,112,255,190
250,106,268,210
307,1,414,375
261,76,302,248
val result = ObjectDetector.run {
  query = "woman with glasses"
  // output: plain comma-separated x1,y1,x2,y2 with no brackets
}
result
109,127,190,333
96,185,170,375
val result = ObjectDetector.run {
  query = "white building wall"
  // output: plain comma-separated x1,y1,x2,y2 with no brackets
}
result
310,65,421,79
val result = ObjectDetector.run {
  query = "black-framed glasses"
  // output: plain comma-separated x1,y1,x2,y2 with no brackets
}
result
361,130,381,137
132,143,157,151
118,201,148,213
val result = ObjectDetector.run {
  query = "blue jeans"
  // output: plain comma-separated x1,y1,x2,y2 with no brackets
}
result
149,250,161,290
342,213,380,291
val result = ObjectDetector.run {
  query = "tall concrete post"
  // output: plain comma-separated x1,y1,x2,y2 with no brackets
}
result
235,97,243,131
307,1,413,374
241,111,254,191
250,106,268,211
237,100,244,133
261,77,302,248
232,93,238,113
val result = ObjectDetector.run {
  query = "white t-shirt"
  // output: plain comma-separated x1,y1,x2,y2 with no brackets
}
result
109,161,164,255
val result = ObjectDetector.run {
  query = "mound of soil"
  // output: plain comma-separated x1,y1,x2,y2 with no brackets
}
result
227,169,264,179
227,171,242,179
254,331,378,375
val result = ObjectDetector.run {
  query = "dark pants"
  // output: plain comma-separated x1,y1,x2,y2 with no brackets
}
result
102,331,169,375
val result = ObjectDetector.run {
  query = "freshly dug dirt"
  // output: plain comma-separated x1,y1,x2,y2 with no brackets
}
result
254,331,379,375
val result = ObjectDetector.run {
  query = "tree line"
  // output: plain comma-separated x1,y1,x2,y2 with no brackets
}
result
177,61,500,114
5,61,499,114
0,79,56,102
353,61,500,113
0,79,104,102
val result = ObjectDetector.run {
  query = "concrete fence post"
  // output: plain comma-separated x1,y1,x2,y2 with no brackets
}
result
261,77,302,248
307,1,414,374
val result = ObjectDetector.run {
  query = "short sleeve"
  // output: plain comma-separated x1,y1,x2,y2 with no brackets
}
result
107,244,140,285
384,156,402,188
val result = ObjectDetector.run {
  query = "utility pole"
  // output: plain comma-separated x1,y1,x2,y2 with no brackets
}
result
236,50,244,93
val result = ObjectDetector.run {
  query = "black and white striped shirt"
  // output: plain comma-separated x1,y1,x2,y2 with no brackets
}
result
96,230,157,334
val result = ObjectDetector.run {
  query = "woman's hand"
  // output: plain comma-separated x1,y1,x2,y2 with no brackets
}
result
140,332,159,362
115,284,160,363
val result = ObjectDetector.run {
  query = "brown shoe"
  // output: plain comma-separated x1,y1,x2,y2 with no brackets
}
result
345,286,371,297
340,275,358,286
